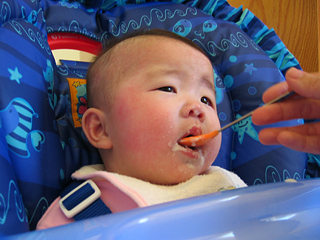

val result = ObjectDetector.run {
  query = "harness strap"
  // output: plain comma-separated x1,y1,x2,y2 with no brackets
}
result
59,180,112,220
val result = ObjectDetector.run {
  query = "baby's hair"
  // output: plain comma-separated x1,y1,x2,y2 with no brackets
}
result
99,28,207,60
86,29,209,109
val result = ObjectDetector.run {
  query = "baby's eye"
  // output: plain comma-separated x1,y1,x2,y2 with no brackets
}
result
201,96,213,107
158,86,176,93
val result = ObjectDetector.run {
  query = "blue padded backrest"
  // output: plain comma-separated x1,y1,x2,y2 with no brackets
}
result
0,127,29,235
0,0,308,235
0,0,66,232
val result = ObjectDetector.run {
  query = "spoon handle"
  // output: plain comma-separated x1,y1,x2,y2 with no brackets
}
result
219,91,295,132
178,91,295,147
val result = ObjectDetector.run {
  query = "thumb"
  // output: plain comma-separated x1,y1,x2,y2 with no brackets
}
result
286,68,320,100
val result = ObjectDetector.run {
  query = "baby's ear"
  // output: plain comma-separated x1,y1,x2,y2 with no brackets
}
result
82,108,112,149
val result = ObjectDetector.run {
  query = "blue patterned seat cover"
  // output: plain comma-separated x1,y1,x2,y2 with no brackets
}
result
0,0,308,235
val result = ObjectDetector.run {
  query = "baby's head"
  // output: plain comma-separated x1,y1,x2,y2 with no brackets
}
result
82,29,221,185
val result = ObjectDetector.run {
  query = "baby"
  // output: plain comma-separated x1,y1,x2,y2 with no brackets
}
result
37,29,246,230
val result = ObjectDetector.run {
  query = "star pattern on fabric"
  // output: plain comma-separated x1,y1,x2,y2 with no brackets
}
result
8,67,22,84
72,81,81,88
231,114,259,144
244,63,257,75
58,95,70,109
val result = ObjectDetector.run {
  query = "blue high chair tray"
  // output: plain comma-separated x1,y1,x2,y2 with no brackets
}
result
0,0,317,237
4,178,320,239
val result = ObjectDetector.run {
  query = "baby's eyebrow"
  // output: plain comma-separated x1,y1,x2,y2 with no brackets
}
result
200,77,215,92
145,67,180,79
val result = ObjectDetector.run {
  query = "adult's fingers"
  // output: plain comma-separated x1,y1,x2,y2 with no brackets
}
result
261,81,291,104
277,131,320,155
286,68,320,100
262,68,320,103
252,98,320,125
258,122,320,154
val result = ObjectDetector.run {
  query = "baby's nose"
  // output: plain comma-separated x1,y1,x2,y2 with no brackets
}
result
183,102,206,122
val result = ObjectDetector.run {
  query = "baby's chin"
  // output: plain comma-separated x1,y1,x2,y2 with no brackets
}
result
145,165,209,186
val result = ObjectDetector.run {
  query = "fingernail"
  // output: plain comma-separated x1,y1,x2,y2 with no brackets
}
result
286,68,304,80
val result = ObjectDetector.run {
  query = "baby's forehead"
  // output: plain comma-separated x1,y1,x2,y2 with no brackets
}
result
101,36,166,69
107,35,210,68
99,34,214,86
102,36,149,63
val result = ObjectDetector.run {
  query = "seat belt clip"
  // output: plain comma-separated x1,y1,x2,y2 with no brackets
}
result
59,180,101,218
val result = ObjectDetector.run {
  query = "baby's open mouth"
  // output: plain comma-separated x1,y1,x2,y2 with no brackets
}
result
178,135,197,150
178,126,202,150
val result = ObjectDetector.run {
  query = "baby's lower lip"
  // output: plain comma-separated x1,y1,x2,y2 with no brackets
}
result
183,148,199,159
176,143,199,158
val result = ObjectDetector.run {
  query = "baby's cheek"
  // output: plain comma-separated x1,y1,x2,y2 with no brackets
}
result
115,115,169,153
206,133,221,165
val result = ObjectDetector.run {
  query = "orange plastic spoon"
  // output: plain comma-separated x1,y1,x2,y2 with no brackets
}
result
179,91,295,147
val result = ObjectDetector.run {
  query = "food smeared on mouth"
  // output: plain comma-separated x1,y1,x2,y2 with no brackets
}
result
178,126,202,149
179,135,197,150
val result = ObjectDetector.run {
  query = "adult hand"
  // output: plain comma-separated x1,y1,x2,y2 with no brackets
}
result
252,67,320,154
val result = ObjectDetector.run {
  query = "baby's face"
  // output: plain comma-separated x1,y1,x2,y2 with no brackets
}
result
103,36,221,185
